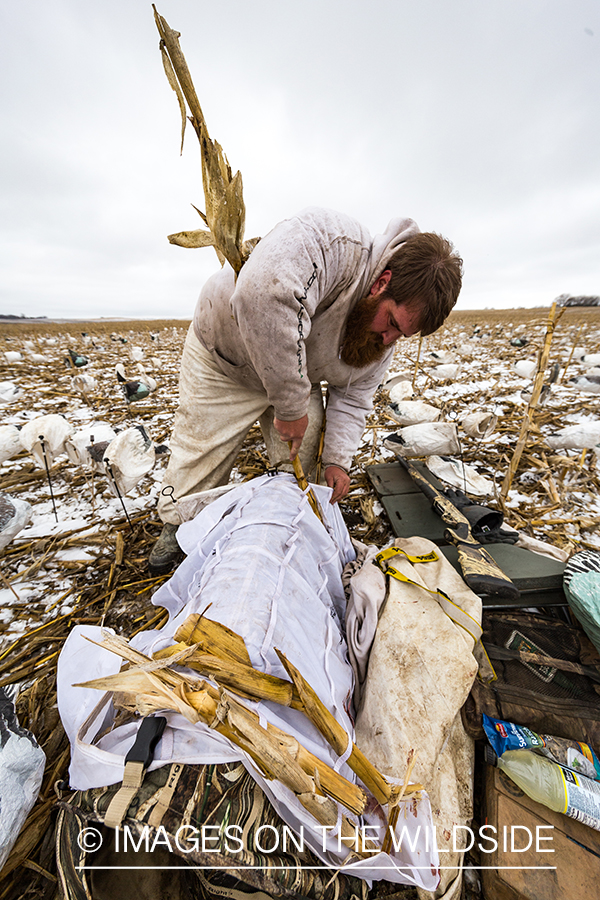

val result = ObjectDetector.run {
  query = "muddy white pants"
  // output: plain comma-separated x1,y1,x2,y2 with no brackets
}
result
158,326,325,525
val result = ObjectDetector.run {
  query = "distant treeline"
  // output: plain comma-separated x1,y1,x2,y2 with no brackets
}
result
0,314,48,320
556,294,600,307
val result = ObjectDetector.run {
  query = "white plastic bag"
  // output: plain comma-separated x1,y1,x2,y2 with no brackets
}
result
0,688,46,870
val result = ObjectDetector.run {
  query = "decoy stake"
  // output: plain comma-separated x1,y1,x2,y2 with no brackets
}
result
39,436,58,523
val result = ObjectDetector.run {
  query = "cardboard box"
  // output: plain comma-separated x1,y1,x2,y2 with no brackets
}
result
481,764,600,899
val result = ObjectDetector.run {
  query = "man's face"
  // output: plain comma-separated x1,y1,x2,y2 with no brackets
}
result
340,283,422,368
369,295,422,345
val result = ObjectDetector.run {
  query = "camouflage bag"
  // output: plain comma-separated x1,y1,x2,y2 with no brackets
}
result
461,609,600,749
55,761,371,900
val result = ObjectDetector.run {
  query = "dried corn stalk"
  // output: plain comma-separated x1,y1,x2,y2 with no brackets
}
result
77,628,421,842
77,664,369,846
153,6,256,274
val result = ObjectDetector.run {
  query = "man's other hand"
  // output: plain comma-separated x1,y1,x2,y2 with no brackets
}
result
325,466,350,504
274,415,308,459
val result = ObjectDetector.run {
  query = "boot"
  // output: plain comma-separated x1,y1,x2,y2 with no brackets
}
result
148,522,182,575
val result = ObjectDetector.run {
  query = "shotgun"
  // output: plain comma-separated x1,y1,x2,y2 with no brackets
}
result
396,456,520,601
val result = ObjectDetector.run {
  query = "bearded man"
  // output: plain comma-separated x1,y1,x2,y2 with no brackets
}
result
149,207,462,573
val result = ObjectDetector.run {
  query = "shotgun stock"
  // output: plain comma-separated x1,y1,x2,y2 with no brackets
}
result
396,456,520,601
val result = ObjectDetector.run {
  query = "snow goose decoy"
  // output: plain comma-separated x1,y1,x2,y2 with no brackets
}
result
430,363,461,380
520,362,560,406
429,350,456,365
102,425,156,496
513,359,537,380
546,422,600,451
71,373,98,397
0,491,32,552
64,423,117,468
0,382,21,405
581,354,600,368
569,374,600,394
19,414,73,468
0,425,23,466
387,399,441,427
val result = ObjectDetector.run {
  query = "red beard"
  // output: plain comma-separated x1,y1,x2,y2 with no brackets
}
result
340,293,387,368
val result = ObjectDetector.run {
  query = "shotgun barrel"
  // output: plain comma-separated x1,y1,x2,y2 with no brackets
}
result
396,456,520,601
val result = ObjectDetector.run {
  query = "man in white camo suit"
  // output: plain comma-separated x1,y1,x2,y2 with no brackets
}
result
149,206,462,573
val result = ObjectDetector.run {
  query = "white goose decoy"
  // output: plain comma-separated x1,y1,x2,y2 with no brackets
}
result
64,423,117,468
581,354,600,368
102,425,156,496
19,414,73,468
130,346,145,363
429,350,456,365
569,374,600,394
387,399,441,427
0,382,21,405
0,425,23,466
546,422,600,451
0,492,32,552
430,363,461,380
71,373,98,395
386,375,414,404
3,351,22,364
383,422,461,458
514,359,537,380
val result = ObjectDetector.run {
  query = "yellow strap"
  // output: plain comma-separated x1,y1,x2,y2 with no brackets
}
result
376,550,483,644
375,547,439,566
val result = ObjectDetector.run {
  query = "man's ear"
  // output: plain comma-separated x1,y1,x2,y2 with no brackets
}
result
369,269,392,297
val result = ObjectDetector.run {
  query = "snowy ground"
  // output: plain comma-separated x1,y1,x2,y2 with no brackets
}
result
1,307,599,651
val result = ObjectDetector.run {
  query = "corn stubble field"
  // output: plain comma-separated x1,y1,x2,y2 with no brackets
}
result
0,305,599,897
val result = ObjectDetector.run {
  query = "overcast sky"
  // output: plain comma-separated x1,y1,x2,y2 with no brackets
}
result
1,0,598,318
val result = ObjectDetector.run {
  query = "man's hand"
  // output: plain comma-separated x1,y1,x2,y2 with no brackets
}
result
325,465,350,504
273,415,308,460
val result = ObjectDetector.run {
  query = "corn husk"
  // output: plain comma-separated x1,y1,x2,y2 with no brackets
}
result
76,636,369,826
168,612,252,666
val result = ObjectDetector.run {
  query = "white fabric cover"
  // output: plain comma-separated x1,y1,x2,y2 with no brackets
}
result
425,456,494,497
57,475,439,890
